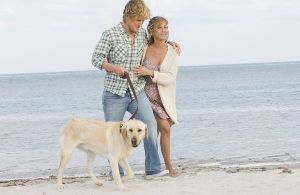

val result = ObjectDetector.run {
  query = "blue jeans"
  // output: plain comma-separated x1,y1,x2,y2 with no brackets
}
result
102,90,162,175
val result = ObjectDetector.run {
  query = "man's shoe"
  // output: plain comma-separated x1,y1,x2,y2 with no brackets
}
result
145,170,169,180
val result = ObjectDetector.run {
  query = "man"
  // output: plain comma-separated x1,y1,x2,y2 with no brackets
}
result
92,0,167,178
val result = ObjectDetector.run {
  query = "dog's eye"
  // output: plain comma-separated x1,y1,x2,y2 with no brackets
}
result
138,129,142,132
129,129,133,132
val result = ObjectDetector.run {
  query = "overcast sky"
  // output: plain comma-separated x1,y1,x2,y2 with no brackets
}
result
0,0,300,74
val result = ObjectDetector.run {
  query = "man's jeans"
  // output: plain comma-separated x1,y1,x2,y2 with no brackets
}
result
102,90,162,175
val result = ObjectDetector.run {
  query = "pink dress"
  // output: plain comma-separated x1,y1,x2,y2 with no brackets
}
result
143,58,174,125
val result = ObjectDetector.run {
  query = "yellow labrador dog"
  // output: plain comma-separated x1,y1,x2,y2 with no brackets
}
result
57,118,147,190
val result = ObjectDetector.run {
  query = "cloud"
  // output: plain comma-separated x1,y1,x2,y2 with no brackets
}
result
253,0,300,9
0,20,16,30
0,0,299,74
0,7,16,30
0,7,15,16
148,0,300,13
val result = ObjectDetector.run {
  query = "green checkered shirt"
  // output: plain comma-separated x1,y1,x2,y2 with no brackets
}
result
92,22,147,98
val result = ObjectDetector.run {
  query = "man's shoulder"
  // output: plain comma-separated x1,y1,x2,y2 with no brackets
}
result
139,27,147,35
111,23,122,31
103,23,122,34
137,28,147,43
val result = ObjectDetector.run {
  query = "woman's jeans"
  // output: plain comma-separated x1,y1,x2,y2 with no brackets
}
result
102,90,162,175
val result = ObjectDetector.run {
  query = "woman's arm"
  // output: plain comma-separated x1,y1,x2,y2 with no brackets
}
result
152,57,178,86
134,56,178,86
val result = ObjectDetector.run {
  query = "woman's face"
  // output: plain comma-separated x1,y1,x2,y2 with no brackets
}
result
152,21,169,41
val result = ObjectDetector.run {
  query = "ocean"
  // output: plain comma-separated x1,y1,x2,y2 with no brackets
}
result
1,62,300,180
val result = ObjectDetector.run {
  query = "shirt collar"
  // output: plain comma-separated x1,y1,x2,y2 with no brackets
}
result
118,22,142,38
118,22,127,35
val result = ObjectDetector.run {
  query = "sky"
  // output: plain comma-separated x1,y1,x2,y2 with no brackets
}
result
0,0,300,74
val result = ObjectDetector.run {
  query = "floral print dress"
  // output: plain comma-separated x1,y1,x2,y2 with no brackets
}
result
143,58,174,126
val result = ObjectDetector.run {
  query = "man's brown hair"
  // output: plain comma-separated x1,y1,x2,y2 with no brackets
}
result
123,0,150,21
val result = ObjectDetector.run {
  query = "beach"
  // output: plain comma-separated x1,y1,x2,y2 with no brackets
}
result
1,159,300,195
1,64,300,194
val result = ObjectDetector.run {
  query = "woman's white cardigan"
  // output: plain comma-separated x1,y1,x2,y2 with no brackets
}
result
144,44,179,124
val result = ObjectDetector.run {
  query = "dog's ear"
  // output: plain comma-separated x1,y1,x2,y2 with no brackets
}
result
120,122,126,133
120,122,128,139
121,128,127,139
145,125,148,138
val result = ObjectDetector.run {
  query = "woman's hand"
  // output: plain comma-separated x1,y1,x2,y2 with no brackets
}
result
133,65,153,77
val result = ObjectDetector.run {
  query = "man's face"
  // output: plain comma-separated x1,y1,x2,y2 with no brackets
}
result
125,16,144,34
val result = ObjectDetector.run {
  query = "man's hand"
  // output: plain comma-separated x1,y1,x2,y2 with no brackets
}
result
112,65,126,77
102,61,126,78
168,41,181,56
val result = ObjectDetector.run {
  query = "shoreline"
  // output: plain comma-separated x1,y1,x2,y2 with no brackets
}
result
1,157,300,187
1,161,300,195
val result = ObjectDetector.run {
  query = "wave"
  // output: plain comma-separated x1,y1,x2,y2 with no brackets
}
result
179,105,300,114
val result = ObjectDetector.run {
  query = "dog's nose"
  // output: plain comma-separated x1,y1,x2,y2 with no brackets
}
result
131,137,138,147
131,137,137,142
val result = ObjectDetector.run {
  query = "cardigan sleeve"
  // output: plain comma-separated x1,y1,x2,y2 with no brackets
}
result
151,55,178,86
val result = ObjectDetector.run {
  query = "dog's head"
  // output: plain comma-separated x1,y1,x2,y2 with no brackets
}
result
120,119,148,147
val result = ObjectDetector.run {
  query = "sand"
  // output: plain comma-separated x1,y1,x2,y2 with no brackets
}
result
1,160,300,195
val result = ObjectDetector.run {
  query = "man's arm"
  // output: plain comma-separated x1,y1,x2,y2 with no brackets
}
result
91,31,125,77
91,31,111,70
102,61,125,77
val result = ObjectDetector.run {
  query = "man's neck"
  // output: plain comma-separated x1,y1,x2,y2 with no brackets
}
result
122,22,136,39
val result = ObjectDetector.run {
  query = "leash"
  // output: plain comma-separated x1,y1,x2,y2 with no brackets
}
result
121,71,138,120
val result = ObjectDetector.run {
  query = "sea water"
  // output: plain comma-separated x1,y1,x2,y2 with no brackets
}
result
0,62,300,179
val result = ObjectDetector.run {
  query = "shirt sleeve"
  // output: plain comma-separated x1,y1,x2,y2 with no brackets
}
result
91,30,111,70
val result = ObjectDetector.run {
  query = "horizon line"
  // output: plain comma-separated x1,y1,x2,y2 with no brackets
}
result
0,60,299,76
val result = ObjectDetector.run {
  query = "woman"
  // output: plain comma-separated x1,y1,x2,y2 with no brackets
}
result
134,16,179,177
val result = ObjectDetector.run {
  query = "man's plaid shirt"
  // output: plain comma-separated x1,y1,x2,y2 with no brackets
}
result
92,22,147,98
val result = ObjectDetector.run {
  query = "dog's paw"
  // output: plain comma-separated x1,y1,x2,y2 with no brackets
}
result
117,183,125,191
94,179,103,186
122,175,134,182
57,184,64,191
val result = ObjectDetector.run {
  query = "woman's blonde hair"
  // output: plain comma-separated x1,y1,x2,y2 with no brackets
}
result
147,16,168,45
123,0,150,21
